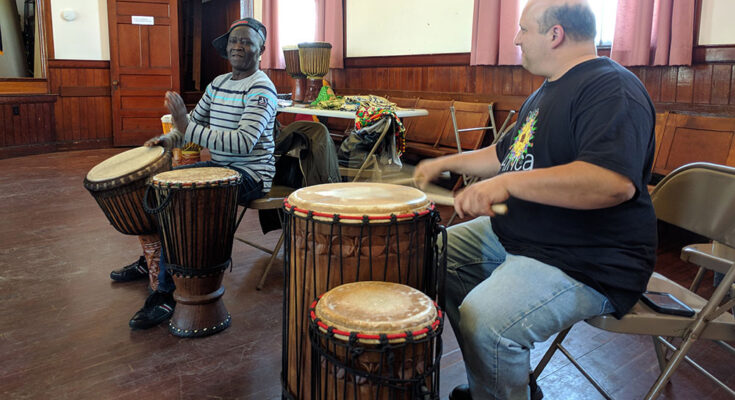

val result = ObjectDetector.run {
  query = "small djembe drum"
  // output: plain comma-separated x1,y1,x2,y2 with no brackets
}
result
309,281,444,399
84,146,171,235
144,167,241,337
282,182,446,399
298,41,332,103
283,45,306,103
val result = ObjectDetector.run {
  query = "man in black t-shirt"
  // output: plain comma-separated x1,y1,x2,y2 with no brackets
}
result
414,0,656,399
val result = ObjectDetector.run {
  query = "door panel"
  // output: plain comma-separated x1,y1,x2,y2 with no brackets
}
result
109,0,179,146
117,2,171,17
149,26,172,68
120,75,172,88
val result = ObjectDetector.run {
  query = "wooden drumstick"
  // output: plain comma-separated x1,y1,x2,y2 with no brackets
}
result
385,177,416,185
428,192,508,215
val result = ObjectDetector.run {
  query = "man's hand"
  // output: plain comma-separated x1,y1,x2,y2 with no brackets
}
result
143,135,172,150
454,174,510,219
165,91,188,133
413,158,447,190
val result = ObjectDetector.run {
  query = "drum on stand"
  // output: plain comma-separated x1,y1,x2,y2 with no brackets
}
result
298,42,332,103
282,182,446,399
309,281,444,399
283,45,306,103
145,167,241,338
84,146,171,235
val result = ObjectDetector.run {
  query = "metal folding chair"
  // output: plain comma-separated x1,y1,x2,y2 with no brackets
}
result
533,162,735,399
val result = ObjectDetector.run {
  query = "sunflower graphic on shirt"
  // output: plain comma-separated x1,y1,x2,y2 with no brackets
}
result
508,109,537,162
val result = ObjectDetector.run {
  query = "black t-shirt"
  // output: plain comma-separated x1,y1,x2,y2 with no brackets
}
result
493,57,657,317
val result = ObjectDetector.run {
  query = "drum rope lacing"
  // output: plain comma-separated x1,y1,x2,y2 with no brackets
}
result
143,177,241,214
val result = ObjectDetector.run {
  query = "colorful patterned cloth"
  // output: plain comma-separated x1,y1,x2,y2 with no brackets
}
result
311,83,407,157
355,104,407,157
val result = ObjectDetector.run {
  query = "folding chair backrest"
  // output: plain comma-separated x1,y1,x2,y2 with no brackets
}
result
651,162,735,248
410,99,453,146
387,96,418,109
436,101,492,150
386,96,419,132
651,111,669,171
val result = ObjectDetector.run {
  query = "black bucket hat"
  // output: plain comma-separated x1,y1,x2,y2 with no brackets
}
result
212,18,267,59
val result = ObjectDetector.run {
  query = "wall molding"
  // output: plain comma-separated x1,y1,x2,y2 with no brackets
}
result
0,94,57,104
59,86,111,97
344,53,471,68
693,45,735,63
339,45,735,68
48,59,111,69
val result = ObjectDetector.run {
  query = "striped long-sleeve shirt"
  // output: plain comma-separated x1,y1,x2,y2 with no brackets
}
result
166,71,277,192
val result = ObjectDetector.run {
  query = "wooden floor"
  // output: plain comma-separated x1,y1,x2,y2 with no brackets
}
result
0,148,733,399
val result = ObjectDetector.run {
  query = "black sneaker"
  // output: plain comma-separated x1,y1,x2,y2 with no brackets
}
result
449,384,471,400
448,375,543,400
110,256,148,282
129,291,175,330
530,373,544,400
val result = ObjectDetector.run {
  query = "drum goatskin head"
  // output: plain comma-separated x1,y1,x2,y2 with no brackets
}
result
152,167,241,186
287,182,430,217
315,281,436,341
86,146,164,183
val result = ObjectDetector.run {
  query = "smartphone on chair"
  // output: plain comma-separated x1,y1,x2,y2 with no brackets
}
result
641,291,695,317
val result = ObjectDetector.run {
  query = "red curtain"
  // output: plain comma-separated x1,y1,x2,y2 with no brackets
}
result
315,0,344,69
260,0,284,70
470,0,523,66
610,0,695,66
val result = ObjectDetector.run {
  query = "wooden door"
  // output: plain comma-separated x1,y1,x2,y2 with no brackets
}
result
108,0,180,146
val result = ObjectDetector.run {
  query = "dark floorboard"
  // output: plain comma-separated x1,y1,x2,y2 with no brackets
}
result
0,149,732,399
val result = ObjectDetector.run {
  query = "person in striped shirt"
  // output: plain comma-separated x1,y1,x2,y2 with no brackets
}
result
123,18,277,330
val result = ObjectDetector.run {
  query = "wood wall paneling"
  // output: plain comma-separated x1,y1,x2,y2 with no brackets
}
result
46,60,113,152
0,96,56,159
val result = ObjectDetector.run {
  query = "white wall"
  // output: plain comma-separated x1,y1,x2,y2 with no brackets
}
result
699,0,735,45
345,0,473,57
51,0,109,60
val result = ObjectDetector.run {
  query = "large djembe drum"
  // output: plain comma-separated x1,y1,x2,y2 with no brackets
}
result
298,42,332,103
309,282,444,399
84,146,171,235
282,182,446,399
144,167,241,337
283,45,306,103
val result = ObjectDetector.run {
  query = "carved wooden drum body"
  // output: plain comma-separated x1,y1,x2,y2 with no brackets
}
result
146,167,241,337
282,182,445,399
84,146,171,235
283,45,306,103
298,41,332,103
309,281,443,399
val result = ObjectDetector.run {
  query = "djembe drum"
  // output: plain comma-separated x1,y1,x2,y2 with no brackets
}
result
283,45,306,103
84,146,171,235
282,182,446,399
144,167,241,337
309,281,444,399
298,42,332,103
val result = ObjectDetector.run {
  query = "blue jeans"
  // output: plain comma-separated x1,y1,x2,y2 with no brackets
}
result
445,217,614,400
157,161,265,293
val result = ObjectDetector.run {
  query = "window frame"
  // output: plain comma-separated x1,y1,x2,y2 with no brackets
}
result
0,0,52,94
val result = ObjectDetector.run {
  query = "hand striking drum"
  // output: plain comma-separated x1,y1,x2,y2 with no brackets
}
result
281,182,446,399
